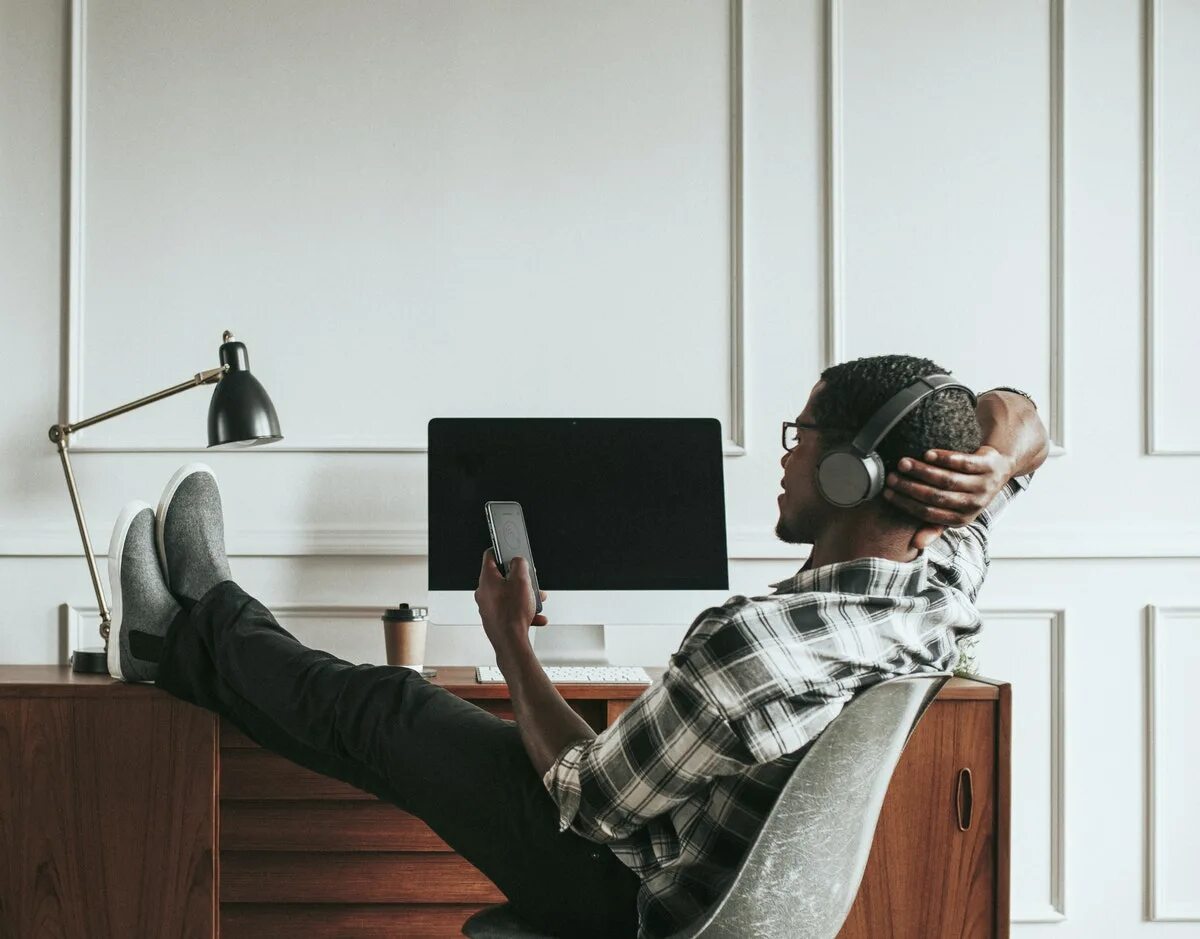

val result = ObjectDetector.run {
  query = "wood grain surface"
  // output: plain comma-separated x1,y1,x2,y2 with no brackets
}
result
0,665,996,700
221,800,451,852
0,668,1007,938
221,902,490,937
837,700,998,939
0,696,216,938
221,852,505,904
220,747,375,800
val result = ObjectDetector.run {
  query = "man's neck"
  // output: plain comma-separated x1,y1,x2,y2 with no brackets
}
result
807,522,921,569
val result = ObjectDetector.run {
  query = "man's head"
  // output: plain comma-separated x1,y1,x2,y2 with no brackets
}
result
775,354,983,547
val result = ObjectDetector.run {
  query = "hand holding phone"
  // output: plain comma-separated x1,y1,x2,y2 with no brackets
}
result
484,501,543,614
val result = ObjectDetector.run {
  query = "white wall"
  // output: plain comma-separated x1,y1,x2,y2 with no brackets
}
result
2,0,1197,934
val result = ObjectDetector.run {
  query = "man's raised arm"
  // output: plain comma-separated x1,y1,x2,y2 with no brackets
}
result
976,389,1051,479
883,387,1050,546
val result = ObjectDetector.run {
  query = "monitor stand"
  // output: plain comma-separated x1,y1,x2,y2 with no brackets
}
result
529,624,609,665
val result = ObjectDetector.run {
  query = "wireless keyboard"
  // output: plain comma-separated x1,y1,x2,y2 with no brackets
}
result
475,665,652,684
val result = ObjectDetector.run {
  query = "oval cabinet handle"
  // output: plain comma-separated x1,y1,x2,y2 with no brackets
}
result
956,767,974,831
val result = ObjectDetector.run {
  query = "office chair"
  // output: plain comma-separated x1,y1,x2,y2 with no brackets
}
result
461,672,950,939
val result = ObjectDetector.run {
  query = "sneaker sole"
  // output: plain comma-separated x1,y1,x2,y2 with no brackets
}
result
155,462,218,594
107,499,154,681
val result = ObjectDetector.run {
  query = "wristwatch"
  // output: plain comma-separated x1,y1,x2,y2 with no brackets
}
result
978,386,1037,410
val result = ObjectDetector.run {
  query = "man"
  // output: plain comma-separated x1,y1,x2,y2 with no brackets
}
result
106,353,1048,939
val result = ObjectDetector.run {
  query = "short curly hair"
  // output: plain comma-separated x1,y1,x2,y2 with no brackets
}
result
813,354,982,523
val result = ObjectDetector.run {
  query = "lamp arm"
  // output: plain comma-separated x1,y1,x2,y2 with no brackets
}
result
46,364,228,646
52,365,228,438
53,437,112,638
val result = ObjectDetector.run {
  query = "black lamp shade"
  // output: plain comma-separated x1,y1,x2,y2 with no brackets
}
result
207,338,283,448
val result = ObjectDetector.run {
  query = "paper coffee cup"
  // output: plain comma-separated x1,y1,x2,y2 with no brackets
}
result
382,603,429,672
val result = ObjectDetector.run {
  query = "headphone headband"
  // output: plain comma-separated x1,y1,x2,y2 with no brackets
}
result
847,374,978,457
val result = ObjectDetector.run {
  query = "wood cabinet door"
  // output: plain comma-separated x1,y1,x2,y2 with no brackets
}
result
0,697,216,939
837,700,997,939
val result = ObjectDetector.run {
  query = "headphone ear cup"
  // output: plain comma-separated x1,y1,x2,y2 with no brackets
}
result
817,449,877,508
862,451,886,501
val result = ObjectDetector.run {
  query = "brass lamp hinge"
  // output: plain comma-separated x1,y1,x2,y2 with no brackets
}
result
196,365,229,384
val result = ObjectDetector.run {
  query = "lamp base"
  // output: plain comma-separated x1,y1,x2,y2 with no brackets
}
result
71,647,109,674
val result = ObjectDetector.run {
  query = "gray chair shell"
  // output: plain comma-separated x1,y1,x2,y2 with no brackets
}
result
462,672,950,939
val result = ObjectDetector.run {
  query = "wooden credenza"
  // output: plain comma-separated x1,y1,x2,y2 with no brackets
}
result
0,667,1009,938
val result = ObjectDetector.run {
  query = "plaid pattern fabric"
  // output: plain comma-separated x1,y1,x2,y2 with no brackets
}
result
543,471,1035,939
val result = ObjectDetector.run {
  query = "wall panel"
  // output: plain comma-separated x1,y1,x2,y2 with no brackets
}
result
974,609,1065,922
826,0,1064,451
1145,0,1200,454
1147,606,1200,920
69,0,745,452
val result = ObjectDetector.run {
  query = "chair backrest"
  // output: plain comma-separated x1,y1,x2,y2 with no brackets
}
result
667,673,950,939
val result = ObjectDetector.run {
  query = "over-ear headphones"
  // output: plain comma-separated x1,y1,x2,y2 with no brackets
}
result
815,373,978,508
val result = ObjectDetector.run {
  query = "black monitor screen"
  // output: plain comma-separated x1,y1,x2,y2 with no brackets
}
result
428,418,728,590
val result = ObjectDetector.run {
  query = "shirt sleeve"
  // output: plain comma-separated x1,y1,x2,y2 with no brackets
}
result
924,471,1036,603
541,655,755,844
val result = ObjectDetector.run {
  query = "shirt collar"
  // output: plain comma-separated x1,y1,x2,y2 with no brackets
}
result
768,550,929,598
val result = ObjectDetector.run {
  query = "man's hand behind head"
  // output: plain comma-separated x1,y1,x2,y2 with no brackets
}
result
881,445,1015,548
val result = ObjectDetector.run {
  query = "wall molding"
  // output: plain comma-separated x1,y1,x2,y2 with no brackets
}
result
17,524,1200,559
1145,605,1200,920
731,527,1200,560
1143,0,1156,454
822,0,844,375
59,601,651,668
60,602,388,662
978,608,1067,922
1142,0,1198,455
822,0,1066,457
64,0,747,456
62,600,393,667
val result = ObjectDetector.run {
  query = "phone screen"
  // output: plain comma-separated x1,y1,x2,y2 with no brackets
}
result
484,501,543,614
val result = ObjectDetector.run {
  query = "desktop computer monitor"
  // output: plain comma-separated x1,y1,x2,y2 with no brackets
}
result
427,417,730,664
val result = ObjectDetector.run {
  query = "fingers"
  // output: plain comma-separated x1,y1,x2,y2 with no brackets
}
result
507,556,536,590
484,551,527,580
480,547,501,579
885,472,981,514
883,487,968,526
913,450,987,474
893,457,989,492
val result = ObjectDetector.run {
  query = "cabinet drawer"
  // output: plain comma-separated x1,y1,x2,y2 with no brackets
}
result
221,748,374,800
221,903,489,938
221,800,452,851
221,852,505,904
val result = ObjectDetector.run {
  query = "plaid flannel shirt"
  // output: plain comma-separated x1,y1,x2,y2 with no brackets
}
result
543,471,1035,939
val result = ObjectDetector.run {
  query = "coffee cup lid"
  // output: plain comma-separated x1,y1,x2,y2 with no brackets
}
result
383,603,428,621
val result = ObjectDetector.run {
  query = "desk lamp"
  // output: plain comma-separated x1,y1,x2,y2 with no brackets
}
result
48,330,283,673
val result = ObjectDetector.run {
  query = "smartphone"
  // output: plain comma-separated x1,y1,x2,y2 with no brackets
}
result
484,501,543,614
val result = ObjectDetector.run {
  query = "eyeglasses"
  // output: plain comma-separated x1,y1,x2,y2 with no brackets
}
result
781,420,825,452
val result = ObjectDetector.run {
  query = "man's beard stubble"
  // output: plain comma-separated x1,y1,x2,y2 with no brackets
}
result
774,512,806,546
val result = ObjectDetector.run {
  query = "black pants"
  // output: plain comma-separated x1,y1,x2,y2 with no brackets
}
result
155,580,642,938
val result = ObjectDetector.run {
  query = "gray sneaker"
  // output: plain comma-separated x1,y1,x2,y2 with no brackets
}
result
155,462,232,603
107,501,182,682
